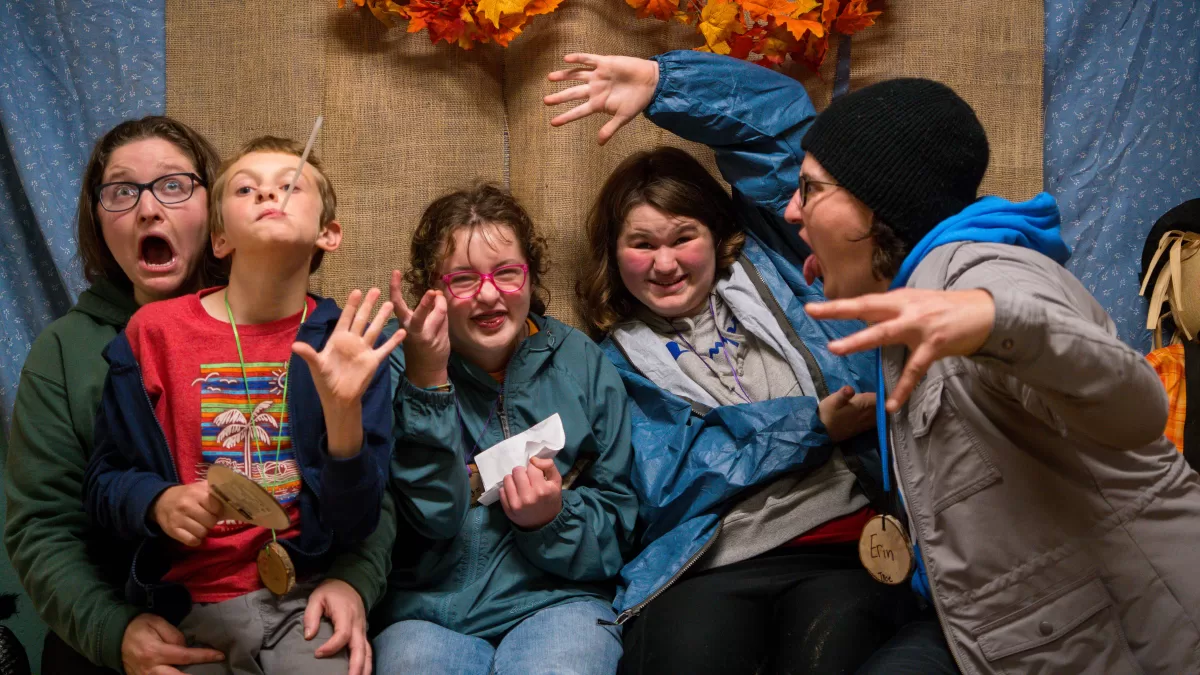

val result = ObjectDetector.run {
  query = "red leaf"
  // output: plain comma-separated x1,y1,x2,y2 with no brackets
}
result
627,0,678,20
834,0,880,34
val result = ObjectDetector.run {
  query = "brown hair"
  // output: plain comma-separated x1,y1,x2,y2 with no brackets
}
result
77,115,224,290
405,182,549,315
209,136,338,273
578,147,745,335
853,215,907,281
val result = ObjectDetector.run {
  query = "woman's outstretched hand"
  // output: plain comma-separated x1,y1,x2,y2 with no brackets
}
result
545,53,660,145
807,289,995,411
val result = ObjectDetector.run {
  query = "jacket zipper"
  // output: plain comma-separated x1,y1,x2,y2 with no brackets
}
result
139,373,179,483
498,392,511,439
605,519,724,626
133,372,177,597
744,258,829,399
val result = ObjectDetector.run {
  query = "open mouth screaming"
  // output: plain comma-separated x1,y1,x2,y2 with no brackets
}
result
139,234,177,270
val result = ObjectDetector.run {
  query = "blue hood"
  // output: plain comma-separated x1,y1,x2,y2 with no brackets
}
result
892,192,1071,289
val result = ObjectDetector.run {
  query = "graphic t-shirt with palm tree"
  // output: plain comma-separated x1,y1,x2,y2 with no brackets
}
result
123,290,316,602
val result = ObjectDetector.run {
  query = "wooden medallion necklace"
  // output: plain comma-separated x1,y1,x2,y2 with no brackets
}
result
857,355,915,586
225,290,307,596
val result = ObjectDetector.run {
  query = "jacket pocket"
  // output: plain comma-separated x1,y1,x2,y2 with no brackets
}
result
976,576,1142,675
906,376,1001,514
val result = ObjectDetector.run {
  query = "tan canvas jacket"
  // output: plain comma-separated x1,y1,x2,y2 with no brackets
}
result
887,241,1200,674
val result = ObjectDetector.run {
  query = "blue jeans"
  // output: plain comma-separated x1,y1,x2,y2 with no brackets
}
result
857,619,960,675
374,599,622,675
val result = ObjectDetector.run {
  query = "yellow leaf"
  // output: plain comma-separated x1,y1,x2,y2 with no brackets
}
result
790,0,819,15
740,0,787,21
696,41,732,55
476,0,532,29
761,35,789,59
698,0,745,49
366,0,395,25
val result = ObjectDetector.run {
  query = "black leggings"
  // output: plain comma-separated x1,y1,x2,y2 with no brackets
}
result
620,543,956,675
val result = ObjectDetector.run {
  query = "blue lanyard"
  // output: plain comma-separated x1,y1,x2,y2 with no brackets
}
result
876,348,892,493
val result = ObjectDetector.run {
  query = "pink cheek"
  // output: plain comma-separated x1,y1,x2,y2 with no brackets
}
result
617,250,655,281
672,246,713,277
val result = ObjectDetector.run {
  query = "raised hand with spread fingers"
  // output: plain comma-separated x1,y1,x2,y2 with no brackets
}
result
292,287,407,457
544,53,660,145
389,270,451,389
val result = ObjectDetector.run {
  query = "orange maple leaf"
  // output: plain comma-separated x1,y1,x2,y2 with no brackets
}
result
627,0,678,20
834,0,880,34
798,29,828,71
476,0,533,29
740,0,789,21
474,6,527,43
821,0,838,28
526,0,566,16
779,13,823,41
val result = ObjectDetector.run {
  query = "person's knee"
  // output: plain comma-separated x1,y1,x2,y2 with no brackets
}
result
373,621,448,669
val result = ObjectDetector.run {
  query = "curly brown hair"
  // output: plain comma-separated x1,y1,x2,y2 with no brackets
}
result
209,135,338,273
406,183,549,314
77,116,225,291
578,147,745,336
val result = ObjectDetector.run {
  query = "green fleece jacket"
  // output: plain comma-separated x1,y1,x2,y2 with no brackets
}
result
3,280,396,671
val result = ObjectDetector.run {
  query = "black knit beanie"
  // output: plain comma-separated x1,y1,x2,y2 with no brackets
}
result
801,78,990,250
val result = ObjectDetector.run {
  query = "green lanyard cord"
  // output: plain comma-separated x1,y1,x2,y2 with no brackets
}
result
224,290,309,543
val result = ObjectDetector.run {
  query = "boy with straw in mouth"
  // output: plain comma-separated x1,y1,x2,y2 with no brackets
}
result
84,135,401,675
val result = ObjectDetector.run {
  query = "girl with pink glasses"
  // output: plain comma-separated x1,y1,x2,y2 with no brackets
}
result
371,182,636,675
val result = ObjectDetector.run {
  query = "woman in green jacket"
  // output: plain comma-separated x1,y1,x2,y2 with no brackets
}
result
4,116,391,675
4,116,223,675
374,183,637,675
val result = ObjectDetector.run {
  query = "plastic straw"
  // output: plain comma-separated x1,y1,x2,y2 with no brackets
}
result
280,115,324,212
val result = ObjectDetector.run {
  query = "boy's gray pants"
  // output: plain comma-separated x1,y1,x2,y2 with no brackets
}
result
180,584,348,675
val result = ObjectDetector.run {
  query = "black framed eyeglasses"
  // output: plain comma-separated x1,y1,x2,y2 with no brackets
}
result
95,172,207,212
799,174,842,207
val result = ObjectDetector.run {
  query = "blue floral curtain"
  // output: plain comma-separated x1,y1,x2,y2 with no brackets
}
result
0,1,165,667
1045,0,1200,351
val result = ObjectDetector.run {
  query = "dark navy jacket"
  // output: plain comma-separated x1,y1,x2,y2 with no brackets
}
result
83,294,392,622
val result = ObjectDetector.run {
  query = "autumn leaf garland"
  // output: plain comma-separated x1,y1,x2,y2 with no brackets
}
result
339,0,881,70
338,0,564,48
668,0,882,71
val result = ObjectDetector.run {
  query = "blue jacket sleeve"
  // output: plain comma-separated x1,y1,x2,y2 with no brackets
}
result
83,335,177,542
646,50,817,218
511,354,638,582
389,335,471,541
316,345,393,546
610,349,834,546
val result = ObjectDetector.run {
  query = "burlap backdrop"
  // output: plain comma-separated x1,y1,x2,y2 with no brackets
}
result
166,0,1043,325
